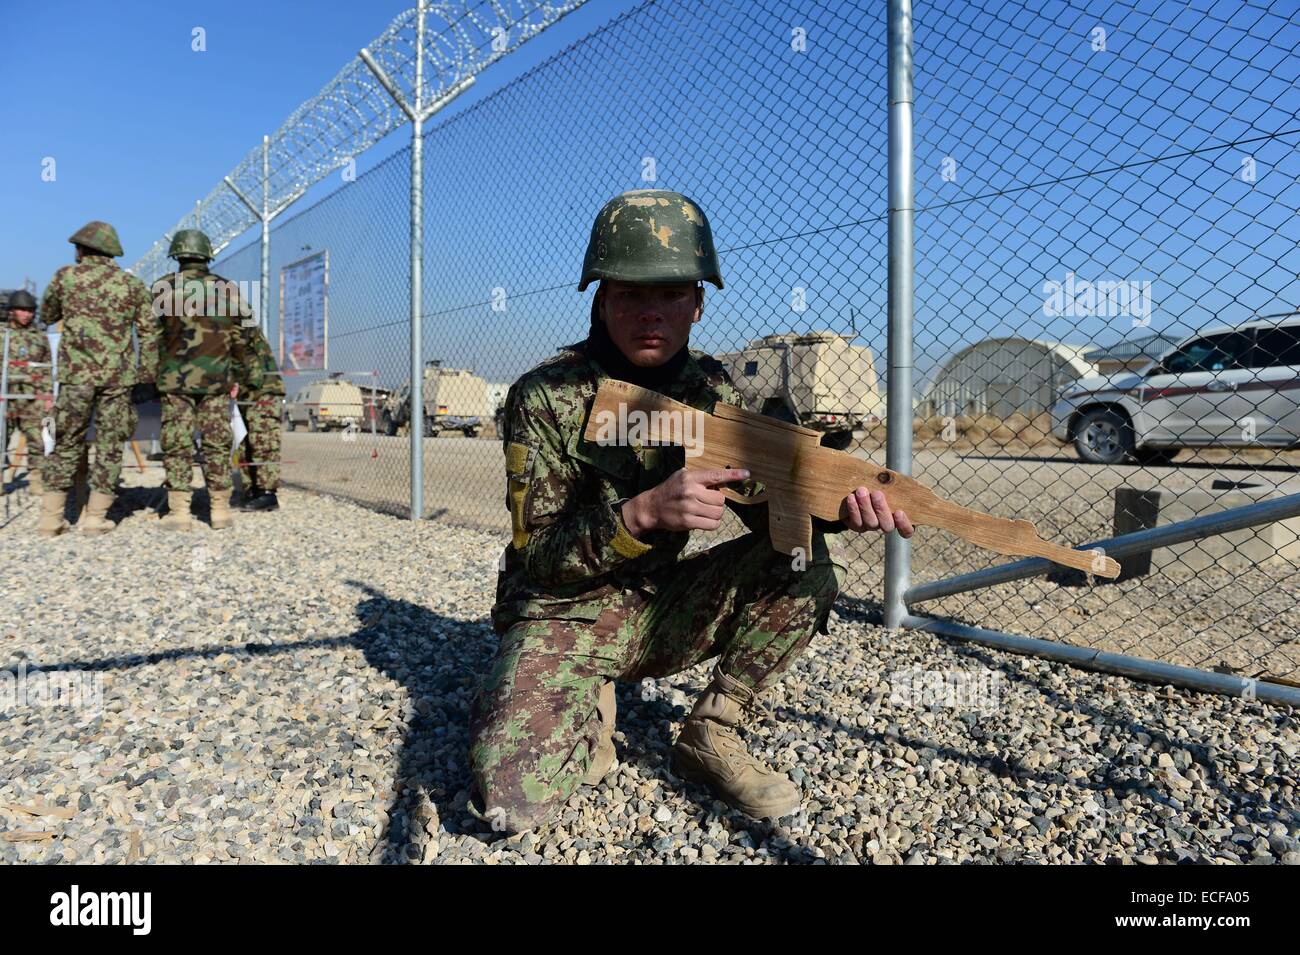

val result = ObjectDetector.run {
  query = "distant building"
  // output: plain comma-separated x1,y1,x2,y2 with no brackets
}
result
1082,333,1182,375
920,337,1096,418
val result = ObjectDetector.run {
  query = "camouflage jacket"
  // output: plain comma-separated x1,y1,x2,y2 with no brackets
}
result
236,324,285,398
41,255,158,388
491,339,844,633
3,324,52,399
152,267,257,396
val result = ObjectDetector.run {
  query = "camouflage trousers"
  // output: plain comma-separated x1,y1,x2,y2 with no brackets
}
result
162,393,233,491
44,385,132,494
469,529,846,833
5,398,49,481
241,394,281,492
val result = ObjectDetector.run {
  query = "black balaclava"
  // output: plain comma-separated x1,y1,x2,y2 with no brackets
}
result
585,291,690,389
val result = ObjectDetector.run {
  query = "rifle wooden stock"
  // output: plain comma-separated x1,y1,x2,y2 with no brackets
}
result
583,378,1121,578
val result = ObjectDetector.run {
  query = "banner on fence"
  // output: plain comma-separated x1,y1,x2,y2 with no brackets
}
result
279,251,329,372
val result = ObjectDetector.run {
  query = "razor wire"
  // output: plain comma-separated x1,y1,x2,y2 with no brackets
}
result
131,1,588,283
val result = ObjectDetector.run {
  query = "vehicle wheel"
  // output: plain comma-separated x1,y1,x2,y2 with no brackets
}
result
1073,409,1133,464
382,412,397,437
1134,447,1178,466
464,427,480,439
821,430,853,451
422,418,437,438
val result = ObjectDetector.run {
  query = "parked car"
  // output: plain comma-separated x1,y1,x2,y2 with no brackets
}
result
1051,316,1300,464
283,379,364,432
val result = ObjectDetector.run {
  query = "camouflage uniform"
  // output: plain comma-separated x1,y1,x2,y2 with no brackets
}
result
3,319,53,483
235,323,285,493
153,265,257,492
41,246,159,494
469,338,848,832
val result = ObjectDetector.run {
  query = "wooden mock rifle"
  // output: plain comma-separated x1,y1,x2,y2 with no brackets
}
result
583,378,1120,578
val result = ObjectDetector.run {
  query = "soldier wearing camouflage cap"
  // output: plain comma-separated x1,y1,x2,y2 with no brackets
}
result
468,189,914,833
2,290,53,493
152,228,259,531
37,221,160,537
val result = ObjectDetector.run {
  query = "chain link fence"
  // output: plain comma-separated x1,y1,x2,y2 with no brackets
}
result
196,0,1297,688
905,0,1300,687
214,149,414,515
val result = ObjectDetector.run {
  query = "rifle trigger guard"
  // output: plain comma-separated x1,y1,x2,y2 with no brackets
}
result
719,485,768,505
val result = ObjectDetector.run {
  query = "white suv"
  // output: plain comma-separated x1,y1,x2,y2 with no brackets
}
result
1051,316,1300,465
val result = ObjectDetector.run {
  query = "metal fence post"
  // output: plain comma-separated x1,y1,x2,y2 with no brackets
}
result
262,134,271,340
409,0,426,522
1,328,11,522
884,0,915,630
360,2,473,522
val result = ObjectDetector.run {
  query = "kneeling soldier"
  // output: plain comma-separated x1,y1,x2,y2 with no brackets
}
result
469,190,914,833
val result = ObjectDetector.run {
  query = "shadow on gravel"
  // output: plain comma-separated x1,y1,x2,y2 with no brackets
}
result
340,580,493,863
1,581,494,865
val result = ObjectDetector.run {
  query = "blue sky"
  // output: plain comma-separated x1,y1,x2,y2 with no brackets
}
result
0,0,637,286
4,0,1297,391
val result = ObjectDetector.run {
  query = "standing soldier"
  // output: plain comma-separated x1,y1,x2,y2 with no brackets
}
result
154,229,257,531
468,190,914,833
38,221,159,537
2,290,52,493
235,319,284,511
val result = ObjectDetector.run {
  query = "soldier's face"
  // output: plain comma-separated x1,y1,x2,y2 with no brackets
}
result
599,280,701,367
11,309,34,326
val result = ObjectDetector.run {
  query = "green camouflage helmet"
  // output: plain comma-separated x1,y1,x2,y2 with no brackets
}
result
168,228,214,261
578,189,723,291
8,289,37,312
68,220,124,257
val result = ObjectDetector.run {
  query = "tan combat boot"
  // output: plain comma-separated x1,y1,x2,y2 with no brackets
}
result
672,668,800,820
209,489,235,530
583,681,617,786
78,491,116,535
37,490,69,538
159,490,192,532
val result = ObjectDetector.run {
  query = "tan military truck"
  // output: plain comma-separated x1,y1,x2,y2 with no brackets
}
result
381,361,489,438
284,378,364,432
717,331,883,450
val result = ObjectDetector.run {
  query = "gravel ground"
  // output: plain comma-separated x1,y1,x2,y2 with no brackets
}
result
1,483,1297,864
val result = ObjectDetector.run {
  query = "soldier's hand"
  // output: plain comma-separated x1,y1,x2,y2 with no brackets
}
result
623,467,750,537
230,384,240,398
842,487,914,538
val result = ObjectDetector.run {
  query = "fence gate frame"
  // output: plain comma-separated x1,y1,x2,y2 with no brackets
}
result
881,0,1300,707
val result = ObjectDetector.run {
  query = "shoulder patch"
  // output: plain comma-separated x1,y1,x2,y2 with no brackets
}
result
505,441,535,479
